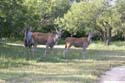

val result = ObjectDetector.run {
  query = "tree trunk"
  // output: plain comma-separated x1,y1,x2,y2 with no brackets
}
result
101,31,107,45
105,28,112,46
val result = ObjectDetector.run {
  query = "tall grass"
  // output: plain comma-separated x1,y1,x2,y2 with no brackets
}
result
0,42,125,83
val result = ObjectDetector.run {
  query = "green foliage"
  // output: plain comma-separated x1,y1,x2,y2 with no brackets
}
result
0,0,125,42
40,0,70,31
55,0,105,34
95,0,122,45
0,0,70,38
0,0,25,37
96,6,121,35
116,0,125,32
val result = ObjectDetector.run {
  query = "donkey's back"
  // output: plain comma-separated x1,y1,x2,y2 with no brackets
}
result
65,37,89,47
32,32,54,44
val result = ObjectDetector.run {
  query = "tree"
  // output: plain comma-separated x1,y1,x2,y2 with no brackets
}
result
116,0,125,33
0,0,26,38
0,0,42,38
40,0,70,31
23,0,42,31
0,0,70,38
96,0,121,45
55,0,105,35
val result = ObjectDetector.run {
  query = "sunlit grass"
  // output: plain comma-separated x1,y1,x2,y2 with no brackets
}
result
0,42,125,83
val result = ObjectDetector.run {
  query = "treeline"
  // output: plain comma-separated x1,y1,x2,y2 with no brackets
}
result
0,0,125,45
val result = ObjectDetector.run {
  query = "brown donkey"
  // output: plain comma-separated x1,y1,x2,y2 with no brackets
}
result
24,28,63,55
63,32,93,59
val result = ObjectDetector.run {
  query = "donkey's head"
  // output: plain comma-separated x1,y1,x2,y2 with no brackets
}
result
24,27,32,48
87,32,94,42
53,29,63,44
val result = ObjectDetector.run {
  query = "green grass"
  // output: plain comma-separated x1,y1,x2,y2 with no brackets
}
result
0,42,125,83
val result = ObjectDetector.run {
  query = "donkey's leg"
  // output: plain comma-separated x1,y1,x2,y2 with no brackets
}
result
32,44,37,56
44,45,49,56
63,44,67,58
63,43,70,58
63,48,67,58
26,47,33,60
50,46,54,55
82,47,86,59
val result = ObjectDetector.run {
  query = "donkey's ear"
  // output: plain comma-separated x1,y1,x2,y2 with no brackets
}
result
54,27,59,32
61,30,64,34
88,31,92,34
51,30,56,34
50,29,54,32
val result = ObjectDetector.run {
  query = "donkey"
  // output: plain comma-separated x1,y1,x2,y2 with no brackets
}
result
63,32,93,59
24,28,34,48
24,28,63,55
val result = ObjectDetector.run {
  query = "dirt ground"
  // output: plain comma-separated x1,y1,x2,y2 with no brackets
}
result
99,66,125,83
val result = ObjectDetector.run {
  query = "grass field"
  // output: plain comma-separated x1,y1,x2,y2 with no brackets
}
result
0,42,125,83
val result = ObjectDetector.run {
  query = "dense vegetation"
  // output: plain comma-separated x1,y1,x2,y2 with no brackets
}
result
0,0,125,45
